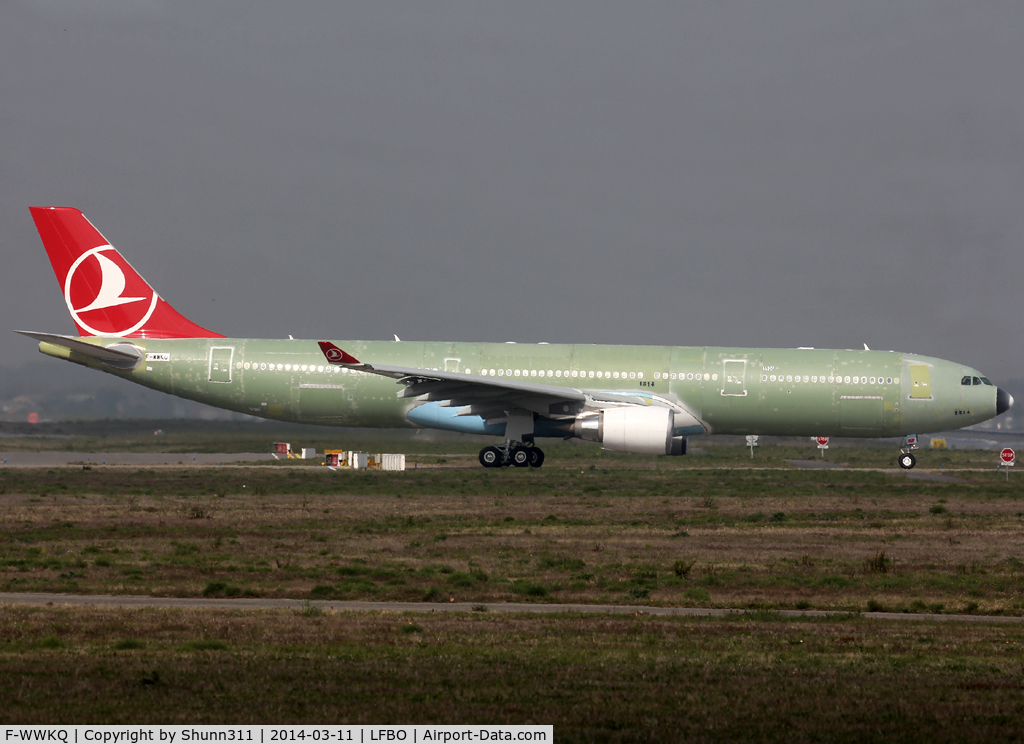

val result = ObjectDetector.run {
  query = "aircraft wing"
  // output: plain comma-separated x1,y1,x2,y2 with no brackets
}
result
319,342,586,421
316,342,706,433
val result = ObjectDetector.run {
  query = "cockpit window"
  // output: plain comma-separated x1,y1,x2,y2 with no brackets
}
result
972,377,982,386
981,377,993,386
961,376,972,386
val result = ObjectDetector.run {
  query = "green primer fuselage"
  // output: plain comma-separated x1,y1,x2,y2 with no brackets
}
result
40,338,999,438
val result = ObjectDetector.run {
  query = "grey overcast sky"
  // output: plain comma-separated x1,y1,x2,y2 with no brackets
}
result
3,1,1024,384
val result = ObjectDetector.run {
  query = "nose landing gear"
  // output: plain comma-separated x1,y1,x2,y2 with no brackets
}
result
897,435,918,470
479,441,546,468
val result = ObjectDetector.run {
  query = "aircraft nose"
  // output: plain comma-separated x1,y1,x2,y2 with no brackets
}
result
996,388,1014,416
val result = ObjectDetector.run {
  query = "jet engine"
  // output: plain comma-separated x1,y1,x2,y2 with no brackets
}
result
573,406,686,456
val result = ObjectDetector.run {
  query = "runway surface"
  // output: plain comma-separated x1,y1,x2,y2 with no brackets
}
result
2,592,1021,624
0,451,1002,477
0,452,275,466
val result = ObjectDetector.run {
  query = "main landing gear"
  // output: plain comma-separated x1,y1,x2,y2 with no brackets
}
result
479,442,545,468
897,436,918,470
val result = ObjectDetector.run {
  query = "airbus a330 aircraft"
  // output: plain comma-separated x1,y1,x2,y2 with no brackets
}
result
19,207,1013,469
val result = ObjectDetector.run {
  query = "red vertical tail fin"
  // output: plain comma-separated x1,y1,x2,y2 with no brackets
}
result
30,206,223,339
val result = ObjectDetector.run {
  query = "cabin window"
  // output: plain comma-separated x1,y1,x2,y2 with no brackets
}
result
981,377,993,386
962,376,972,385
973,377,982,386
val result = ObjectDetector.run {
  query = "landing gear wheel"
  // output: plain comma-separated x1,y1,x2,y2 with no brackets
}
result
898,452,916,470
479,446,502,468
511,446,530,468
528,447,545,468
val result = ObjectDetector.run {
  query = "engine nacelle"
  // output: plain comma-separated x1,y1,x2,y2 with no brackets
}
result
574,406,686,455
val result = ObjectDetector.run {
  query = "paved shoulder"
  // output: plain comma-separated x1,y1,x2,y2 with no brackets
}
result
787,459,849,469
0,592,1020,625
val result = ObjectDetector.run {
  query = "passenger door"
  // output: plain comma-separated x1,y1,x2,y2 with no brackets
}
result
209,347,234,383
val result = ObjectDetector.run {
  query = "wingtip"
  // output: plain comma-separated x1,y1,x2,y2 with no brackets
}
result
318,341,360,365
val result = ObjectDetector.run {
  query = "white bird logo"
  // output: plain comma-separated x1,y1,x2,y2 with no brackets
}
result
74,251,146,313
64,245,159,337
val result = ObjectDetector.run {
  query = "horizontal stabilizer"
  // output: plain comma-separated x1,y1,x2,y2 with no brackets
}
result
15,330,142,368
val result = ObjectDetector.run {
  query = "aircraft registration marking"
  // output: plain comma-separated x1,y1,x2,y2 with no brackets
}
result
145,352,170,362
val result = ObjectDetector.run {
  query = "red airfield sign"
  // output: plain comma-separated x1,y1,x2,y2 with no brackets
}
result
1000,448,1015,464
816,436,830,446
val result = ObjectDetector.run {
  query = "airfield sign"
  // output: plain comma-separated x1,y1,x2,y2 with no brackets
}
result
999,448,1014,481
746,434,759,458
815,436,829,458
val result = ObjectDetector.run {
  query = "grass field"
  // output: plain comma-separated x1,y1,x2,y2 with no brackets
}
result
2,462,1022,614
2,429,1024,738
2,603,1024,741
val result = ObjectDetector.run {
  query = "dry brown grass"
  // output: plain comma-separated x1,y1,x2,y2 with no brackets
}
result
3,458,1024,739
1,465,1023,615
2,603,1024,741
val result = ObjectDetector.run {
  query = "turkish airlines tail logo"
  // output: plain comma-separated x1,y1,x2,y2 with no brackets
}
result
64,246,159,336
31,206,224,339
75,251,146,312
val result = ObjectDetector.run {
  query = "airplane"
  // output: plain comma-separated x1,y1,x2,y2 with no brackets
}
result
18,206,1013,469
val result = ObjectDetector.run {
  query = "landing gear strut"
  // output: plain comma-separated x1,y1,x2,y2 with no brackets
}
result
898,436,918,470
479,442,545,468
